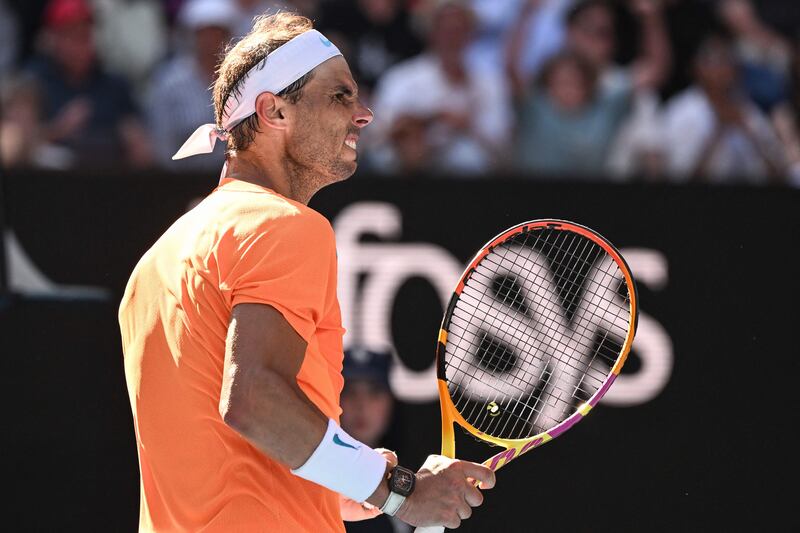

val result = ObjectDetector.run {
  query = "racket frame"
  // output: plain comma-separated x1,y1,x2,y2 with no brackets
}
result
434,219,639,472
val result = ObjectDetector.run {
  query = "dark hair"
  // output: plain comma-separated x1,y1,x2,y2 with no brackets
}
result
213,12,315,153
536,50,599,91
565,0,612,27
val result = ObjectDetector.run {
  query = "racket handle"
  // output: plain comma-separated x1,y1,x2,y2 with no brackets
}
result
414,527,445,533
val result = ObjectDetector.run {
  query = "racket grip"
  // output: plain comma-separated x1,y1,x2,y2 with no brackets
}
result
414,527,445,533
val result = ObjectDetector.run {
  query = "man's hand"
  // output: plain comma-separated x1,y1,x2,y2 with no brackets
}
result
629,0,663,19
341,448,398,521
396,455,496,529
47,98,92,142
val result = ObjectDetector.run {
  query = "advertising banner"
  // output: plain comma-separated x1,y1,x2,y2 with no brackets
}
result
4,172,798,531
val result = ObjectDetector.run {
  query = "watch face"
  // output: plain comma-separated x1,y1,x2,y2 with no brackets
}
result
392,467,415,496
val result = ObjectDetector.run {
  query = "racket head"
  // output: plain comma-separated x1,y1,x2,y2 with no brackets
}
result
434,219,638,470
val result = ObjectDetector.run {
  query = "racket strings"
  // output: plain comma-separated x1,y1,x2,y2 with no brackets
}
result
443,228,632,440
481,241,627,321
464,268,625,437
456,263,624,368
446,311,616,398
450,240,624,388
475,229,629,362
474,239,630,340
449,228,596,416
449,234,590,435
460,252,625,436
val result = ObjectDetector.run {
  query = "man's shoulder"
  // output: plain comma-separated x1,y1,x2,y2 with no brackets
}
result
210,183,333,237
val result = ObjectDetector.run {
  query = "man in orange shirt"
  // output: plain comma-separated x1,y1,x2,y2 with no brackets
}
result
119,12,494,532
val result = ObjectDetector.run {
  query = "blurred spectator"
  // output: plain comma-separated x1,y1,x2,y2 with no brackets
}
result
568,0,671,179
93,0,168,94
317,0,423,97
660,33,786,184
232,0,291,39
512,51,633,177
790,35,800,180
717,0,800,184
341,346,395,457
24,0,153,169
769,33,800,186
509,0,670,178
340,346,409,533
466,0,519,70
145,0,237,171
368,0,512,176
0,0,19,79
717,0,791,113
0,75,74,169
659,0,718,99
501,0,572,85
510,0,671,94
385,115,433,174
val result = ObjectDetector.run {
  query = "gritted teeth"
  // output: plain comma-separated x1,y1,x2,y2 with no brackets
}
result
344,138,358,149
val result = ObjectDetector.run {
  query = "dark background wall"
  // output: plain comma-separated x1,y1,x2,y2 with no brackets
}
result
3,171,798,532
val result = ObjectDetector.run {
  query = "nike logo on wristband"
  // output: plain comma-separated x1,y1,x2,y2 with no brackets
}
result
333,433,359,450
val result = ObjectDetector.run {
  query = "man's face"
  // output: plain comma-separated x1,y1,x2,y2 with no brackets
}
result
430,5,474,58
283,56,372,183
546,60,591,111
694,39,737,92
50,20,96,78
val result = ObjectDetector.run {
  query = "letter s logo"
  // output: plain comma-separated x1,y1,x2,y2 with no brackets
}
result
334,204,674,407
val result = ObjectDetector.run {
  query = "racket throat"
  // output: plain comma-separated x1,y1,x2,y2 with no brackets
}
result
437,379,457,458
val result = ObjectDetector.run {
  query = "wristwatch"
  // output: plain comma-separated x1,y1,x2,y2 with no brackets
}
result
379,465,416,516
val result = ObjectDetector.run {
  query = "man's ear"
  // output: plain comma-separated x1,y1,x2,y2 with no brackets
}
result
255,92,289,130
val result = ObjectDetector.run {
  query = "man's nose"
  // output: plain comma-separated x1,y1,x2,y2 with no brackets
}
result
352,101,374,128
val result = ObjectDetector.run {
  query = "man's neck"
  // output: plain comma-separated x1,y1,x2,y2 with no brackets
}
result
221,150,322,205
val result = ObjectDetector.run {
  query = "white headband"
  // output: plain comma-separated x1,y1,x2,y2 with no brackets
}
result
172,29,342,160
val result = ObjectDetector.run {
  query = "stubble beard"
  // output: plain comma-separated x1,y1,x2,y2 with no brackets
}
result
284,124,357,202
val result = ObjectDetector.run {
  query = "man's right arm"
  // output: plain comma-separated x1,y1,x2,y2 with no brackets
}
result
219,302,329,468
219,302,496,528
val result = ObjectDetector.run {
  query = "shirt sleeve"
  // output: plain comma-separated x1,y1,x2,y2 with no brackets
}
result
217,209,337,343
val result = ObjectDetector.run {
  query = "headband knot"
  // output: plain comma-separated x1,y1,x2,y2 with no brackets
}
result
214,127,229,141
172,29,341,160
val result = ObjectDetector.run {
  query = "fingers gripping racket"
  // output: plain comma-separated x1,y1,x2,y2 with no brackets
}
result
415,220,638,532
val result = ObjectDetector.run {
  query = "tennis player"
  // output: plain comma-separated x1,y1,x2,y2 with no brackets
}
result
119,12,493,532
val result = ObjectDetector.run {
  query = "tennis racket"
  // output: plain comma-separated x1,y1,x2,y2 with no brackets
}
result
415,219,638,532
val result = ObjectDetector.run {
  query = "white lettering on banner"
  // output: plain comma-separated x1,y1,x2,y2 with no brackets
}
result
334,203,674,406
602,249,673,406
448,244,631,429
3,230,109,299
335,203,463,402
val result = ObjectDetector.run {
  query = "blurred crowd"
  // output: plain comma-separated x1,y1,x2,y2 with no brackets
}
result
1,0,799,185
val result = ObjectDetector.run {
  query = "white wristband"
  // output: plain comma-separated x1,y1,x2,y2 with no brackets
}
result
291,419,387,502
